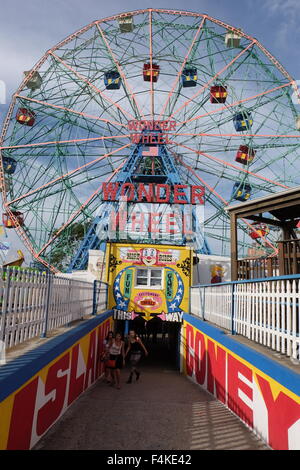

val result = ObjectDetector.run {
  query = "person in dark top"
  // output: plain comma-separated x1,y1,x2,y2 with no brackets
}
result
125,330,148,384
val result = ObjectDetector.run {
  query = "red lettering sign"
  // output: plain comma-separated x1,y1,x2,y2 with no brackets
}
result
174,185,188,204
156,184,170,203
102,182,119,201
191,186,205,205
120,183,135,201
137,183,154,202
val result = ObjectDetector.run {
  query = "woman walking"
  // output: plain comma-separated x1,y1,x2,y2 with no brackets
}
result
125,330,148,384
108,332,125,389
103,331,114,383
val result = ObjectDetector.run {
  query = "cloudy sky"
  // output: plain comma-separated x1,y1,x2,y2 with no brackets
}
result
0,0,299,265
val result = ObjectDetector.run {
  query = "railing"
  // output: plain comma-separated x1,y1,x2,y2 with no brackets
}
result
191,274,300,361
0,268,108,349
278,240,300,275
237,257,279,280
236,240,300,280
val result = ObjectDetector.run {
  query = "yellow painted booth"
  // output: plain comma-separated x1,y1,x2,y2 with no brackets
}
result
105,242,193,323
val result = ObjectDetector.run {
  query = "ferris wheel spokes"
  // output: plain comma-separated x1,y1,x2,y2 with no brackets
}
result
157,16,206,121
49,51,136,122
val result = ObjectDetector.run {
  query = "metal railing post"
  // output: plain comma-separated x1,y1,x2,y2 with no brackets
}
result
231,282,236,335
92,280,98,316
68,279,72,325
0,267,11,343
105,282,108,310
200,286,205,320
41,273,52,338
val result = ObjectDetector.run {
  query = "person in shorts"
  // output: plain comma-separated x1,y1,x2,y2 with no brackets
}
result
125,329,148,384
108,332,125,389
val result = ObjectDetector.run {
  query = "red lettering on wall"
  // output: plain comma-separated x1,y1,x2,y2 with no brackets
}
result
96,324,105,378
84,330,97,390
194,331,206,385
227,354,253,428
96,321,110,378
207,340,226,404
7,377,39,450
36,353,70,437
185,324,194,376
256,374,300,450
67,344,85,406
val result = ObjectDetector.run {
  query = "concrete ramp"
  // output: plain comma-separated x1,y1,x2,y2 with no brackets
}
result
33,364,268,450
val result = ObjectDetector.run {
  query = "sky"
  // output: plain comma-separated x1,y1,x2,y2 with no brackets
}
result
0,0,300,265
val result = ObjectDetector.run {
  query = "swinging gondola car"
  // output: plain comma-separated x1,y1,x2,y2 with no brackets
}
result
249,223,270,239
104,71,121,90
16,108,36,126
2,157,17,174
296,116,300,131
210,85,227,103
143,63,160,82
181,67,197,87
118,15,134,33
232,182,252,201
235,145,255,165
233,111,253,132
2,211,24,228
225,29,241,48
23,71,42,90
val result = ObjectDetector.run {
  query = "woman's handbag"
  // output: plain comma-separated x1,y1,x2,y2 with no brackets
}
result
106,358,116,368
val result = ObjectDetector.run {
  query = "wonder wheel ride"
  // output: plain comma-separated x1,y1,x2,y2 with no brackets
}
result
1,9,300,272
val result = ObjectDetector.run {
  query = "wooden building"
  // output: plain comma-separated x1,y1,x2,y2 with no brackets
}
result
226,187,300,280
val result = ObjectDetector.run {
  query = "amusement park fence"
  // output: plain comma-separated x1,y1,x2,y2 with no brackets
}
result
191,274,300,361
0,268,108,349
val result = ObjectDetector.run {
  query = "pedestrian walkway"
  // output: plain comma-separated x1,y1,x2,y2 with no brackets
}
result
33,341,268,451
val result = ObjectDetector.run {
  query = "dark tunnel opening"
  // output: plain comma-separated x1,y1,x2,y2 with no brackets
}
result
113,317,181,370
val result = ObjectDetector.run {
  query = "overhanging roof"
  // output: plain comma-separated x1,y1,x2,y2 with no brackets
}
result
225,187,300,222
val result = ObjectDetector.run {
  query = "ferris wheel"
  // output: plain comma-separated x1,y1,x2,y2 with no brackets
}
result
1,8,300,272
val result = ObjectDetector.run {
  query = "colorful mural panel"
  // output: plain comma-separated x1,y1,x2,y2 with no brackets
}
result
182,315,300,450
0,314,112,450
106,243,193,322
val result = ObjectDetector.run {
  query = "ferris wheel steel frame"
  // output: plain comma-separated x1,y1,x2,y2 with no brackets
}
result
0,8,299,272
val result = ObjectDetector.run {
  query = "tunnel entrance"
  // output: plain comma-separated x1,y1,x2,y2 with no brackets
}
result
114,318,181,370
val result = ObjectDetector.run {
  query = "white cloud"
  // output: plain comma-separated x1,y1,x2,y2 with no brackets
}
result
260,0,300,48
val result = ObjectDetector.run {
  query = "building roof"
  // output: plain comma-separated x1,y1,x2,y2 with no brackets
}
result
225,186,300,223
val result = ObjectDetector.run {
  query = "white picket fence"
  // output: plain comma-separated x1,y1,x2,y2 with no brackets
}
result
191,276,300,360
0,268,107,349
